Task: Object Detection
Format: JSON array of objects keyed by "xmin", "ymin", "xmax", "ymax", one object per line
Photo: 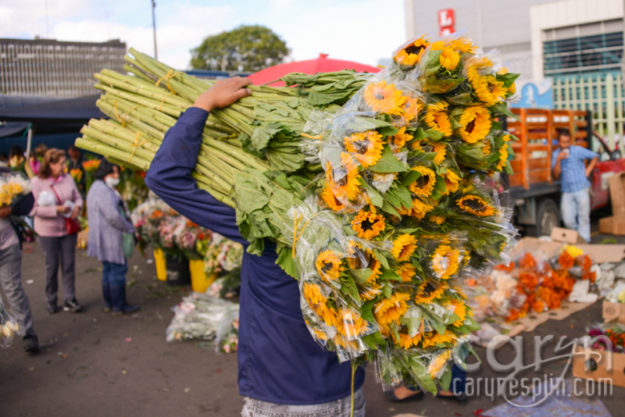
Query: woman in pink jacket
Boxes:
[{"xmin": 30, "ymin": 149, "xmax": 84, "ymax": 313}]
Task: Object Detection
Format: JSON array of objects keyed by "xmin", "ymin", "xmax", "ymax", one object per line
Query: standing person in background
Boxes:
[
  {"xmin": 86, "ymin": 159, "xmax": 139, "ymax": 315},
  {"xmin": 552, "ymin": 128, "xmax": 598, "ymax": 242},
  {"xmin": 30, "ymin": 149, "xmax": 84, "ymax": 313},
  {"xmin": 28, "ymin": 144, "xmax": 48, "ymax": 176},
  {"xmin": 0, "ymin": 166, "xmax": 40, "ymax": 354},
  {"xmin": 0, "ymin": 152, "xmax": 8, "ymax": 168},
  {"xmin": 67, "ymin": 146, "xmax": 86, "ymax": 195}
]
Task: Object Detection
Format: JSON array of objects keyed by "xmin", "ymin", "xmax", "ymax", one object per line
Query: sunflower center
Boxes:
[
  {"xmin": 352, "ymin": 138, "xmax": 371, "ymax": 154},
  {"xmin": 321, "ymin": 261, "xmax": 335, "ymax": 274},
  {"xmin": 400, "ymin": 245, "xmax": 413, "ymax": 259},
  {"xmin": 361, "ymin": 217, "xmax": 376, "ymax": 231},
  {"xmin": 415, "ymin": 175, "xmax": 430, "ymax": 188},
  {"xmin": 488, "ymin": 82, "xmax": 496, "ymax": 93},
  {"xmin": 422, "ymin": 282, "xmax": 436, "ymax": 296},
  {"xmin": 405, "ymin": 44, "xmax": 424, "ymax": 55},
  {"xmin": 464, "ymin": 198, "xmax": 487, "ymax": 212},
  {"xmin": 465, "ymin": 119, "xmax": 476, "ymax": 134},
  {"xmin": 374, "ymin": 92, "xmax": 387, "ymax": 100}
]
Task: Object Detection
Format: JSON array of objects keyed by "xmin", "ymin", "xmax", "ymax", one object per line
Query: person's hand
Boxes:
[
  {"xmin": 69, "ymin": 205, "xmax": 80, "ymax": 220},
  {"xmin": 193, "ymin": 77, "xmax": 252, "ymax": 112},
  {"xmin": 56, "ymin": 205, "xmax": 70, "ymax": 214},
  {"xmin": 557, "ymin": 149, "xmax": 569, "ymax": 161},
  {"xmin": 0, "ymin": 206, "xmax": 11, "ymax": 218}
]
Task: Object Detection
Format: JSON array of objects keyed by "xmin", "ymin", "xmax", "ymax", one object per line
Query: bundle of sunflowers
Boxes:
[{"xmin": 76, "ymin": 36, "xmax": 518, "ymax": 393}]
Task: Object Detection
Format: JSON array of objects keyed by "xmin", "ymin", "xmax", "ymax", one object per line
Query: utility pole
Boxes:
[{"xmin": 151, "ymin": 0, "xmax": 158, "ymax": 59}]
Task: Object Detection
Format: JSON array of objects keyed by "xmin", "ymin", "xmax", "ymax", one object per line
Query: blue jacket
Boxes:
[
  {"xmin": 145, "ymin": 107, "xmax": 364, "ymax": 404},
  {"xmin": 86, "ymin": 180, "xmax": 134, "ymax": 264}
]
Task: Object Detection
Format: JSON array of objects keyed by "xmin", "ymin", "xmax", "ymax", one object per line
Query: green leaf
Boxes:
[
  {"xmin": 351, "ymin": 268, "xmax": 373, "ymax": 285},
  {"xmin": 362, "ymin": 182, "xmax": 384, "ymax": 207},
  {"xmin": 276, "ymin": 244, "xmax": 298, "ymax": 278},
  {"xmin": 380, "ymin": 269, "xmax": 401, "ymax": 282},
  {"xmin": 369, "ymin": 146, "xmax": 408, "ymax": 173},
  {"xmin": 360, "ymin": 301, "xmax": 375, "ymax": 323},
  {"xmin": 439, "ymin": 367, "xmax": 452, "ymax": 392},
  {"xmin": 373, "ymin": 249, "xmax": 389, "ymax": 269},
  {"xmin": 381, "ymin": 200, "xmax": 400, "ymax": 217}
]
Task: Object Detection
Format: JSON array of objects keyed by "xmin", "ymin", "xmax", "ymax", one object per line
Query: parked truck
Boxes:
[{"xmin": 505, "ymin": 108, "xmax": 625, "ymax": 236}]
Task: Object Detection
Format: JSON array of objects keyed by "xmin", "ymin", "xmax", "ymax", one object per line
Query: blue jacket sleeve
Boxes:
[{"xmin": 145, "ymin": 107, "xmax": 246, "ymax": 245}]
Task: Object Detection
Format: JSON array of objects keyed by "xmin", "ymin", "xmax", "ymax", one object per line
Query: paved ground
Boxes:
[{"xmin": 1, "ymin": 222, "xmax": 624, "ymax": 417}]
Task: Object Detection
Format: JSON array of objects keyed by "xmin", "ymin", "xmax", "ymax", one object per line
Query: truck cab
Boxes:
[{"xmin": 505, "ymin": 108, "xmax": 625, "ymax": 236}]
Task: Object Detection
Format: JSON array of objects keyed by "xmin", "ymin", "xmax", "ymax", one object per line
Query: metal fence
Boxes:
[
  {"xmin": 552, "ymin": 70, "xmax": 625, "ymax": 151},
  {"xmin": 0, "ymin": 38, "xmax": 126, "ymax": 98}
]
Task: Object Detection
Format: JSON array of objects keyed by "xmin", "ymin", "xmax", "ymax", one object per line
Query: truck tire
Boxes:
[{"xmin": 528, "ymin": 198, "xmax": 560, "ymax": 237}]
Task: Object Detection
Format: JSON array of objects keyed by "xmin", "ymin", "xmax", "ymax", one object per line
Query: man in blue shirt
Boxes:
[
  {"xmin": 145, "ymin": 78, "xmax": 366, "ymax": 417},
  {"xmin": 551, "ymin": 128, "xmax": 598, "ymax": 242}
]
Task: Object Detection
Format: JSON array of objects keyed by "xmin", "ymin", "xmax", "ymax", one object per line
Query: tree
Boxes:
[{"xmin": 190, "ymin": 25, "xmax": 289, "ymax": 72}]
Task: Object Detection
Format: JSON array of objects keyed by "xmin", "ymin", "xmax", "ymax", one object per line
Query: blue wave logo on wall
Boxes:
[{"xmin": 511, "ymin": 80, "xmax": 554, "ymax": 109}]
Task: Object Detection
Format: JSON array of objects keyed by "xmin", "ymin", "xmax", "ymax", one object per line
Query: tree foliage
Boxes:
[{"xmin": 190, "ymin": 25, "xmax": 289, "ymax": 72}]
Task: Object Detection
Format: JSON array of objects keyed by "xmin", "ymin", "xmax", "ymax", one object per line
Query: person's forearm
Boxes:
[
  {"xmin": 586, "ymin": 157, "xmax": 598, "ymax": 177},
  {"xmin": 553, "ymin": 160, "xmax": 561, "ymax": 179}
]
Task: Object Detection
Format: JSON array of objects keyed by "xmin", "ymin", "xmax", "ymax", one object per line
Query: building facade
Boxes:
[{"xmin": 0, "ymin": 38, "xmax": 126, "ymax": 97}]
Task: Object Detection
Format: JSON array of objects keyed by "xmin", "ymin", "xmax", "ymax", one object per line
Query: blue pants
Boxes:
[
  {"xmin": 450, "ymin": 363, "xmax": 466, "ymax": 395},
  {"xmin": 561, "ymin": 188, "xmax": 591, "ymax": 242},
  {"xmin": 102, "ymin": 261, "xmax": 128, "ymax": 286}
]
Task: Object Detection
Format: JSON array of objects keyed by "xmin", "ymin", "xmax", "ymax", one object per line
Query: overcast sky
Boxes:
[{"xmin": 0, "ymin": 0, "xmax": 407, "ymax": 69}]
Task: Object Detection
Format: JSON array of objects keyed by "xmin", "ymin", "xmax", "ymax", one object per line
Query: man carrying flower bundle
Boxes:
[
  {"xmin": 552, "ymin": 128, "xmax": 598, "ymax": 242},
  {"xmin": 0, "ymin": 167, "xmax": 39, "ymax": 354},
  {"xmin": 145, "ymin": 78, "xmax": 366, "ymax": 417}
]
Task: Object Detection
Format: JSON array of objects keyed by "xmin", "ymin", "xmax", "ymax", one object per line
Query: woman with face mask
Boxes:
[{"xmin": 86, "ymin": 159, "xmax": 139, "ymax": 315}]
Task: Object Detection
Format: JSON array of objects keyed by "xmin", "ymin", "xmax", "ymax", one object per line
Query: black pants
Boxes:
[{"xmin": 38, "ymin": 234, "xmax": 77, "ymax": 305}]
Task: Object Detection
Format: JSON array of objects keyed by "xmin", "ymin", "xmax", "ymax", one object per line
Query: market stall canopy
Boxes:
[
  {"xmin": 248, "ymin": 53, "xmax": 381, "ymax": 86},
  {"xmin": 0, "ymin": 121, "xmax": 30, "ymax": 138},
  {"xmin": 0, "ymin": 94, "xmax": 103, "ymax": 134}
]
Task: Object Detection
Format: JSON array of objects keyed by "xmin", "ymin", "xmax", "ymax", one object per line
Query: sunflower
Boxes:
[
  {"xmin": 393, "ymin": 36, "xmax": 429, "ymax": 67},
  {"xmin": 473, "ymin": 75, "xmax": 507, "ymax": 106},
  {"xmin": 363, "ymin": 80, "xmax": 405, "ymax": 115},
  {"xmin": 332, "ymin": 334, "xmax": 360, "ymax": 350},
  {"xmin": 482, "ymin": 139, "xmax": 492, "ymax": 155},
  {"xmin": 320, "ymin": 185, "xmax": 347, "ymax": 212},
  {"xmin": 421, "ymin": 330, "xmax": 456, "ymax": 348},
  {"xmin": 400, "ymin": 97, "xmax": 423, "ymax": 124},
  {"xmin": 429, "ymin": 215, "xmax": 446, "ymax": 225},
  {"xmin": 431, "ymin": 244, "xmax": 461, "ymax": 280},
  {"xmin": 347, "ymin": 242, "xmax": 382, "ymax": 283},
  {"xmin": 444, "ymin": 170, "xmax": 461, "ymax": 194},
  {"xmin": 414, "ymin": 280, "xmax": 448, "ymax": 304},
  {"xmin": 458, "ymin": 106, "xmax": 491, "ymax": 144},
  {"xmin": 497, "ymin": 141, "xmax": 510, "ymax": 171},
  {"xmin": 397, "ymin": 263, "xmax": 417, "ymax": 282},
  {"xmin": 428, "ymin": 40, "xmax": 445, "ymax": 51},
  {"xmin": 432, "ymin": 143, "xmax": 447, "ymax": 165},
  {"xmin": 449, "ymin": 37, "xmax": 475, "ymax": 53},
  {"xmin": 390, "ymin": 126, "xmax": 412, "ymax": 151},
  {"xmin": 360, "ymin": 283, "xmax": 382, "ymax": 301},
  {"xmin": 344, "ymin": 131, "xmax": 385, "ymax": 168},
  {"xmin": 351, "ymin": 209, "xmax": 386, "ymax": 240},
  {"xmin": 310, "ymin": 327, "xmax": 329, "ymax": 341},
  {"xmin": 440, "ymin": 46, "xmax": 461, "ymax": 71},
  {"xmin": 302, "ymin": 283, "xmax": 336, "ymax": 327},
  {"xmin": 374, "ymin": 292, "xmax": 410, "ymax": 327},
  {"xmin": 325, "ymin": 152, "xmax": 361, "ymax": 201},
  {"xmin": 315, "ymin": 250, "xmax": 343, "ymax": 282},
  {"xmin": 392, "ymin": 234, "xmax": 418, "ymax": 261},
  {"xmin": 445, "ymin": 299, "xmax": 468, "ymax": 327},
  {"xmin": 398, "ymin": 198, "xmax": 434, "ymax": 220},
  {"xmin": 428, "ymin": 350, "xmax": 452, "ymax": 378},
  {"xmin": 335, "ymin": 308, "xmax": 368, "ymax": 338},
  {"xmin": 457, "ymin": 195, "xmax": 495, "ymax": 217},
  {"xmin": 409, "ymin": 166, "xmax": 436, "ymax": 197},
  {"xmin": 425, "ymin": 102, "xmax": 452, "ymax": 137},
  {"xmin": 393, "ymin": 331, "xmax": 423, "ymax": 349},
  {"xmin": 466, "ymin": 56, "xmax": 494, "ymax": 84}
]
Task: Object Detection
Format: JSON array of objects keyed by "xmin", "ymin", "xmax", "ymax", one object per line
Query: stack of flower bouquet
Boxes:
[{"xmin": 76, "ymin": 36, "xmax": 518, "ymax": 393}]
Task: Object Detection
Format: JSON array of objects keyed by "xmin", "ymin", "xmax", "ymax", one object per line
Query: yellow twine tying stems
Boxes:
[
  {"xmin": 301, "ymin": 133, "xmax": 323, "ymax": 140},
  {"xmin": 155, "ymin": 69, "xmax": 180, "ymax": 94},
  {"xmin": 291, "ymin": 211, "xmax": 318, "ymax": 258},
  {"xmin": 113, "ymin": 101, "xmax": 125, "ymax": 127},
  {"xmin": 158, "ymin": 93, "xmax": 173, "ymax": 111},
  {"xmin": 130, "ymin": 131, "xmax": 148, "ymax": 162}
]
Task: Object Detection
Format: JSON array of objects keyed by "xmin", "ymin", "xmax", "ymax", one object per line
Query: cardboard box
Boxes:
[
  {"xmin": 576, "ymin": 244, "xmax": 625, "ymax": 263},
  {"xmin": 573, "ymin": 346, "xmax": 625, "ymax": 388},
  {"xmin": 550, "ymin": 227, "xmax": 586, "ymax": 244},
  {"xmin": 603, "ymin": 301, "xmax": 625, "ymax": 324},
  {"xmin": 599, "ymin": 216, "xmax": 625, "ymax": 236},
  {"xmin": 608, "ymin": 172, "xmax": 625, "ymax": 215}
]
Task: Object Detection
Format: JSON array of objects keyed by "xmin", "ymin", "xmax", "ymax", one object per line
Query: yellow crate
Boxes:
[
  {"xmin": 153, "ymin": 248, "xmax": 167, "ymax": 281},
  {"xmin": 189, "ymin": 259, "xmax": 216, "ymax": 293}
]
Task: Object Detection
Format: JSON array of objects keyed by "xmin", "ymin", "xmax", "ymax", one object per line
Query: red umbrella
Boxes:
[{"xmin": 248, "ymin": 53, "xmax": 381, "ymax": 86}]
